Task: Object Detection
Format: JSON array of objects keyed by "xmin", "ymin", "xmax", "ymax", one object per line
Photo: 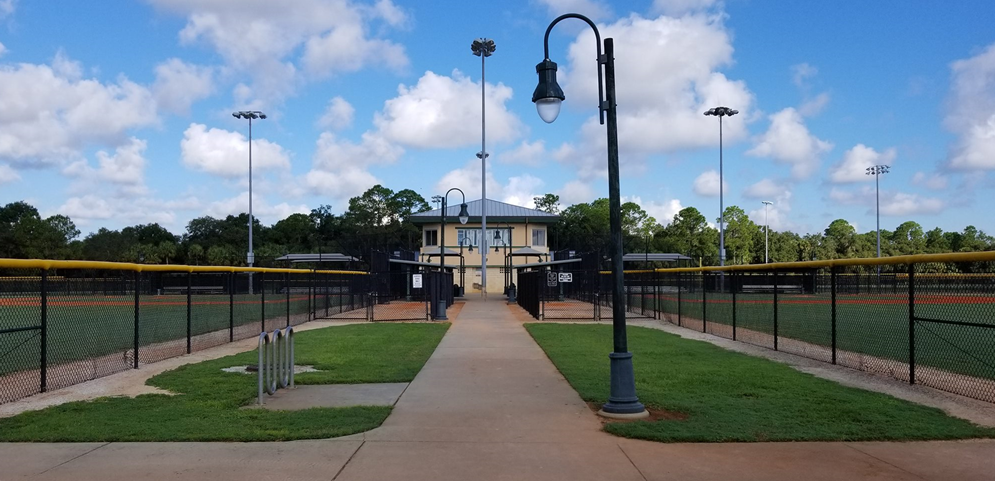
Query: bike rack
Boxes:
[{"xmin": 257, "ymin": 326, "xmax": 295, "ymax": 405}]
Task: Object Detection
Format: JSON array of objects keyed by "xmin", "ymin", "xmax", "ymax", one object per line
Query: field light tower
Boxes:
[
  {"xmin": 233, "ymin": 110, "xmax": 266, "ymax": 294},
  {"xmin": 866, "ymin": 164, "xmax": 890, "ymax": 282},
  {"xmin": 704, "ymin": 106, "xmax": 738, "ymax": 268},
  {"xmin": 762, "ymin": 200, "xmax": 773, "ymax": 263},
  {"xmin": 532, "ymin": 13, "xmax": 646, "ymax": 418},
  {"xmin": 472, "ymin": 38, "xmax": 495, "ymax": 298}
]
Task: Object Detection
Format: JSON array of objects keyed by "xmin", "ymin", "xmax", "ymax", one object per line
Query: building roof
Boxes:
[{"xmin": 409, "ymin": 199, "xmax": 559, "ymax": 224}]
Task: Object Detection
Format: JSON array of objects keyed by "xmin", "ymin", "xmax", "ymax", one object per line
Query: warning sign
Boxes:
[
  {"xmin": 558, "ymin": 272, "xmax": 573, "ymax": 283},
  {"xmin": 547, "ymin": 272, "xmax": 558, "ymax": 287},
  {"xmin": 412, "ymin": 274, "xmax": 423, "ymax": 289}
]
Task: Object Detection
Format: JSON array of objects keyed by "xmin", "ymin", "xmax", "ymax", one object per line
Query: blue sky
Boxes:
[{"xmin": 1, "ymin": 0, "xmax": 994, "ymax": 238}]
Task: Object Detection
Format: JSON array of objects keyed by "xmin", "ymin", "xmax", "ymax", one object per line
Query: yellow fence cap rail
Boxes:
[
  {"xmin": 0, "ymin": 258, "xmax": 368, "ymax": 275},
  {"xmin": 653, "ymin": 250, "xmax": 995, "ymax": 274}
]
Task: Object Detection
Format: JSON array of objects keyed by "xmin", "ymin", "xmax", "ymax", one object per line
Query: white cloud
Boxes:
[
  {"xmin": 828, "ymin": 186, "xmax": 944, "ymax": 216},
  {"xmin": 626, "ymin": 195, "xmax": 684, "ymax": 225},
  {"xmin": 0, "ymin": 42, "xmax": 7, "ymax": 58},
  {"xmin": 791, "ymin": 62, "xmax": 817, "ymax": 88},
  {"xmin": 373, "ymin": 70, "xmax": 523, "ymax": 149},
  {"xmin": 180, "ymin": 123, "xmax": 290, "ymax": 178},
  {"xmin": 651, "ymin": 0, "xmax": 718, "ymax": 16},
  {"xmin": 433, "ymin": 159, "xmax": 501, "ymax": 201},
  {"xmin": 0, "ymin": 0, "xmax": 15, "ymax": 18},
  {"xmin": 57, "ymin": 195, "xmax": 178, "ymax": 227},
  {"xmin": 911, "ymin": 171, "xmax": 949, "ymax": 190},
  {"xmin": 692, "ymin": 169, "xmax": 726, "ymax": 197},
  {"xmin": 0, "ymin": 54, "xmax": 157, "ymax": 165},
  {"xmin": 317, "ymin": 96, "xmax": 355, "ymax": 130},
  {"xmin": 944, "ymin": 43, "xmax": 995, "ymax": 170},
  {"xmin": 501, "ymin": 174, "xmax": 545, "ymax": 208},
  {"xmin": 746, "ymin": 108, "xmax": 832, "ymax": 179},
  {"xmin": 151, "ymin": 0, "xmax": 410, "ymax": 104},
  {"xmin": 206, "ymin": 192, "xmax": 309, "ymax": 224},
  {"xmin": 304, "ymin": 131, "xmax": 400, "ymax": 200},
  {"xmin": 557, "ymin": 179, "xmax": 595, "ymax": 205},
  {"xmin": 742, "ymin": 178, "xmax": 782, "ymax": 199},
  {"xmin": 0, "ymin": 164, "xmax": 20, "ymax": 184},
  {"xmin": 798, "ymin": 92, "xmax": 830, "ymax": 117},
  {"xmin": 747, "ymin": 190, "xmax": 796, "ymax": 232},
  {"xmin": 828, "ymin": 144, "xmax": 896, "ymax": 183},
  {"xmin": 63, "ymin": 137, "xmax": 148, "ymax": 196},
  {"xmin": 501, "ymin": 140, "xmax": 546, "ymax": 166},
  {"xmin": 152, "ymin": 58, "xmax": 214, "ymax": 115},
  {"xmin": 536, "ymin": 0, "xmax": 612, "ymax": 21}
]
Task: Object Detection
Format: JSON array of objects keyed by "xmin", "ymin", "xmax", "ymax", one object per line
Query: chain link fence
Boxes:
[{"xmin": 0, "ymin": 260, "xmax": 367, "ymax": 404}]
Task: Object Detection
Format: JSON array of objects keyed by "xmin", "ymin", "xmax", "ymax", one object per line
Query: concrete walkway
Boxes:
[{"xmin": 3, "ymin": 298, "xmax": 995, "ymax": 480}]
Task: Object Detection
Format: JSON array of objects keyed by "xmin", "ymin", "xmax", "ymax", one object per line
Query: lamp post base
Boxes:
[{"xmin": 600, "ymin": 352, "xmax": 648, "ymax": 418}]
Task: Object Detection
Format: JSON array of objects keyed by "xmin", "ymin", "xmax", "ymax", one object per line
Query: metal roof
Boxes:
[
  {"xmin": 420, "ymin": 247, "xmax": 461, "ymax": 256},
  {"xmin": 508, "ymin": 247, "xmax": 547, "ymax": 257},
  {"xmin": 389, "ymin": 258, "xmax": 454, "ymax": 270},
  {"xmin": 410, "ymin": 199, "xmax": 559, "ymax": 223},
  {"xmin": 514, "ymin": 258, "xmax": 582, "ymax": 269}
]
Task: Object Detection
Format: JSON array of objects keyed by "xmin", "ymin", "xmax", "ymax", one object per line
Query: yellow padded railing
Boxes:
[
  {"xmin": 0, "ymin": 258, "xmax": 367, "ymax": 275},
  {"xmin": 652, "ymin": 251, "xmax": 995, "ymax": 274}
]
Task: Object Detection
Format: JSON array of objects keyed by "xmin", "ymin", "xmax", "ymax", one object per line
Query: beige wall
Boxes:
[{"xmin": 419, "ymin": 222, "xmax": 549, "ymax": 294}]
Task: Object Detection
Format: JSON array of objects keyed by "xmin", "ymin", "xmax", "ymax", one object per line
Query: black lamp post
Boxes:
[
  {"xmin": 436, "ymin": 188, "xmax": 469, "ymax": 320},
  {"xmin": 493, "ymin": 221, "xmax": 512, "ymax": 293},
  {"xmin": 532, "ymin": 13, "xmax": 646, "ymax": 418},
  {"xmin": 459, "ymin": 236, "xmax": 474, "ymax": 294}
]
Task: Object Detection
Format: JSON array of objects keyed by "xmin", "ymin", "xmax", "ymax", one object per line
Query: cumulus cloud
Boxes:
[
  {"xmin": 304, "ymin": 131, "xmax": 400, "ymax": 200},
  {"xmin": 692, "ymin": 169, "xmax": 726, "ymax": 197},
  {"xmin": 747, "ymin": 189, "xmax": 796, "ymax": 232},
  {"xmin": 150, "ymin": 0, "xmax": 409, "ymax": 103},
  {"xmin": 651, "ymin": 0, "xmax": 718, "ymax": 16},
  {"xmin": 746, "ymin": 108, "xmax": 832, "ymax": 179},
  {"xmin": 828, "ymin": 144, "xmax": 896, "ymax": 183},
  {"xmin": 501, "ymin": 174, "xmax": 545, "ymax": 208},
  {"xmin": 944, "ymin": 43, "xmax": 995, "ymax": 170},
  {"xmin": 206, "ymin": 191, "xmax": 309, "ymax": 223},
  {"xmin": 557, "ymin": 179, "xmax": 595, "ymax": 205},
  {"xmin": 742, "ymin": 178, "xmax": 783, "ymax": 199},
  {"xmin": 0, "ymin": 53, "xmax": 157, "ymax": 165},
  {"xmin": 500, "ymin": 140, "xmax": 547, "ymax": 166},
  {"xmin": 536, "ymin": 0, "xmax": 612, "ymax": 20},
  {"xmin": 152, "ymin": 58, "xmax": 214, "ymax": 115},
  {"xmin": 374, "ymin": 70, "xmax": 523, "ymax": 149},
  {"xmin": 791, "ymin": 63, "xmax": 817, "ymax": 88},
  {"xmin": 0, "ymin": 0, "xmax": 14, "ymax": 18},
  {"xmin": 316, "ymin": 96, "xmax": 355, "ymax": 130},
  {"xmin": 57, "ymin": 195, "xmax": 179, "ymax": 227},
  {"xmin": 626, "ymin": 195, "xmax": 684, "ymax": 225},
  {"xmin": 798, "ymin": 92, "xmax": 830, "ymax": 117},
  {"xmin": 181, "ymin": 123, "xmax": 290, "ymax": 178},
  {"xmin": 63, "ymin": 137, "xmax": 148, "ymax": 196},
  {"xmin": 433, "ymin": 158, "xmax": 501, "ymax": 201},
  {"xmin": 0, "ymin": 164, "xmax": 19, "ymax": 184},
  {"xmin": 828, "ymin": 186, "xmax": 944, "ymax": 216},
  {"xmin": 911, "ymin": 171, "xmax": 949, "ymax": 190}
]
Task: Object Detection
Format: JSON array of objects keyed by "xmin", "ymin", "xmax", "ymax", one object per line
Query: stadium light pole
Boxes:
[
  {"xmin": 704, "ymin": 106, "xmax": 738, "ymax": 269},
  {"xmin": 866, "ymin": 165, "xmax": 890, "ymax": 283},
  {"xmin": 532, "ymin": 13, "xmax": 647, "ymax": 418},
  {"xmin": 762, "ymin": 200, "xmax": 773, "ymax": 263},
  {"xmin": 435, "ymin": 189, "xmax": 469, "ymax": 320},
  {"xmin": 472, "ymin": 38, "xmax": 495, "ymax": 298},
  {"xmin": 233, "ymin": 110, "xmax": 266, "ymax": 295}
]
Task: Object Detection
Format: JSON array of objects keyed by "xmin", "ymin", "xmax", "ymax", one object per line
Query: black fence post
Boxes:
[
  {"xmin": 831, "ymin": 267, "xmax": 837, "ymax": 365},
  {"xmin": 260, "ymin": 272, "xmax": 266, "ymax": 333},
  {"xmin": 186, "ymin": 271, "xmax": 192, "ymax": 354},
  {"xmin": 324, "ymin": 273, "xmax": 330, "ymax": 317},
  {"xmin": 40, "ymin": 269, "xmax": 48, "ymax": 391},
  {"xmin": 732, "ymin": 270, "xmax": 737, "ymax": 341},
  {"xmin": 908, "ymin": 263, "xmax": 916, "ymax": 385},
  {"xmin": 653, "ymin": 270, "xmax": 660, "ymax": 320},
  {"xmin": 228, "ymin": 271, "xmax": 234, "ymax": 342},
  {"xmin": 133, "ymin": 270, "xmax": 139, "ymax": 369},
  {"xmin": 285, "ymin": 272, "xmax": 291, "ymax": 327},
  {"xmin": 702, "ymin": 273, "xmax": 707, "ymax": 333},
  {"xmin": 677, "ymin": 272, "xmax": 682, "ymax": 327},
  {"xmin": 773, "ymin": 269, "xmax": 779, "ymax": 351}
]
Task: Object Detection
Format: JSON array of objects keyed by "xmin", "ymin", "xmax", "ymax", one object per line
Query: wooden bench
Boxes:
[{"xmin": 740, "ymin": 285, "xmax": 803, "ymax": 294}]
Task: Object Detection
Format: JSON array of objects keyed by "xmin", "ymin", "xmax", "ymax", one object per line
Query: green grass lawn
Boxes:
[
  {"xmin": 0, "ymin": 322, "xmax": 448, "ymax": 442},
  {"xmin": 526, "ymin": 323, "xmax": 995, "ymax": 443}
]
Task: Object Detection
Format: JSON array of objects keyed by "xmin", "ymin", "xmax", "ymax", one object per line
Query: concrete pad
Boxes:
[
  {"xmin": 335, "ymin": 441, "xmax": 646, "ymax": 481},
  {"xmin": 617, "ymin": 439, "xmax": 920, "ymax": 481},
  {"xmin": 846, "ymin": 440, "xmax": 995, "ymax": 481},
  {"xmin": 249, "ymin": 383, "xmax": 408, "ymax": 410},
  {"xmin": 33, "ymin": 440, "xmax": 362, "ymax": 481},
  {"xmin": 0, "ymin": 443, "xmax": 107, "ymax": 479}
]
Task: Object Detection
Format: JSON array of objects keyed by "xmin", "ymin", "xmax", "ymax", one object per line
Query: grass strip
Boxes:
[
  {"xmin": 526, "ymin": 323, "xmax": 995, "ymax": 442},
  {"xmin": 0, "ymin": 323, "xmax": 448, "ymax": 442}
]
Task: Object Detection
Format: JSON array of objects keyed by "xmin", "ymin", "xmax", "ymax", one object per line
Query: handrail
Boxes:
[{"xmin": 0, "ymin": 258, "xmax": 367, "ymax": 275}]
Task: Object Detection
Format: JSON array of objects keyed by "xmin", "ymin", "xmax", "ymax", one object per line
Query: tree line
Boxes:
[{"xmin": 1, "ymin": 189, "xmax": 992, "ymax": 268}]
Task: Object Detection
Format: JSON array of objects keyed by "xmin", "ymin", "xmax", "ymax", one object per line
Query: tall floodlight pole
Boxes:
[
  {"xmin": 232, "ymin": 110, "xmax": 267, "ymax": 294},
  {"xmin": 532, "ymin": 13, "xmax": 647, "ymax": 418},
  {"xmin": 472, "ymin": 38, "xmax": 495, "ymax": 298},
  {"xmin": 866, "ymin": 165, "xmax": 890, "ymax": 283},
  {"xmin": 704, "ymin": 107, "xmax": 738, "ymax": 269},
  {"xmin": 436, "ymin": 189, "xmax": 469, "ymax": 320},
  {"xmin": 762, "ymin": 201, "xmax": 773, "ymax": 263}
]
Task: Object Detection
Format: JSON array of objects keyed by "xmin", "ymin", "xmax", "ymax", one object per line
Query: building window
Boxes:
[
  {"xmin": 425, "ymin": 229, "xmax": 438, "ymax": 246},
  {"xmin": 532, "ymin": 229, "xmax": 546, "ymax": 247},
  {"xmin": 457, "ymin": 228, "xmax": 511, "ymax": 247}
]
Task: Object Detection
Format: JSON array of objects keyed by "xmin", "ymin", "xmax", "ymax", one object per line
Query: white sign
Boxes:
[
  {"xmin": 558, "ymin": 272, "xmax": 573, "ymax": 283},
  {"xmin": 412, "ymin": 274, "xmax": 423, "ymax": 289},
  {"xmin": 547, "ymin": 272, "xmax": 558, "ymax": 287}
]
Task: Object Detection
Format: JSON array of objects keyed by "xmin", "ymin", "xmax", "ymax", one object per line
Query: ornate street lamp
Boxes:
[
  {"xmin": 532, "ymin": 13, "xmax": 646, "ymax": 418},
  {"xmin": 436, "ymin": 188, "xmax": 469, "ymax": 320}
]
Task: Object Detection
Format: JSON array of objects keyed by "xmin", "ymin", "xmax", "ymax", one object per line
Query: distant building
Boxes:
[{"xmin": 410, "ymin": 199, "xmax": 559, "ymax": 294}]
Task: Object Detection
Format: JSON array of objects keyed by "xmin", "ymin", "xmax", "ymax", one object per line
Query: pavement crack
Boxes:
[
  {"xmin": 331, "ymin": 440, "xmax": 365, "ymax": 481},
  {"xmin": 37, "ymin": 442, "xmax": 111, "ymax": 475},
  {"xmin": 843, "ymin": 443, "xmax": 928, "ymax": 480},
  {"xmin": 616, "ymin": 443, "xmax": 649, "ymax": 481}
]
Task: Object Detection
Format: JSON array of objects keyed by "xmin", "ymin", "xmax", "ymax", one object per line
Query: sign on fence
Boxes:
[
  {"xmin": 412, "ymin": 274, "xmax": 423, "ymax": 288},
  {"xmin": 558, "ymin": 272, "xmax": 573, "ymax": 283},
  {"xmin": 547, "ymin": 272, "xmax": 558, "ymax": 287}
]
